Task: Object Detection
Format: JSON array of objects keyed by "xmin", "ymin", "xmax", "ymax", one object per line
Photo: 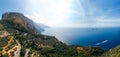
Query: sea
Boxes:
[{"xmin": 42, "ymin": 27, "xmax": 120, "ymax": 50}]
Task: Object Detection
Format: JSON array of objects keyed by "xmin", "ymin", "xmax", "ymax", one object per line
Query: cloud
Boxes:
[
  {"xmin": 97, "ymin": 19, "xmax": 120, "ymax": 23},
  {"xmin": 70, "ymin": 0, "xmax": 120, "ymax": 27},
  {"xmin": 24, "ymin": 0, "xmax": 120, "ymax": 27}
]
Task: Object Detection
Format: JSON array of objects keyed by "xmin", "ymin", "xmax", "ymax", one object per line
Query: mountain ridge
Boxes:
[{"xmin": 2, "ymin": 12, "xmax": 45, "ymax": 34}]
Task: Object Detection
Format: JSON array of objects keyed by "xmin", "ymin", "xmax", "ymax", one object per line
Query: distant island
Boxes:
[{"xmin": 0, "ymin": 12, "xmax": 120, "ymax": 57}]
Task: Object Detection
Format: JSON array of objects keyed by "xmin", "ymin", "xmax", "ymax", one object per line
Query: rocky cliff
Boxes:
[{"xmin": 2, "ymin": 12, "xmax": 44, "ymax": 34}]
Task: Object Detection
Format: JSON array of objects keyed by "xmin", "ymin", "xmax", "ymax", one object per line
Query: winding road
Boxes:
[{"xmin": 14, "ymin": 40, "xmax": 21, "ymax": 57}]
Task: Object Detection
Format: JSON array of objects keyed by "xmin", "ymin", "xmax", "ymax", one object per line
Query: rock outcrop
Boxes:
[{"xmin": 2, "ymin": 12, "xmax": 44, "ymax": 34}]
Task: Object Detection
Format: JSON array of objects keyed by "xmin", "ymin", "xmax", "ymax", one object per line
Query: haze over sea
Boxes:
[{"xmin": 43, "ymin": 27, "xmax": 120, "ymax": 50}]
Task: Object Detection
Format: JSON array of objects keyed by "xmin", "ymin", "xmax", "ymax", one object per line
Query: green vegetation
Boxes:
[
  {"xmin": 101, "ymin": 45, "xmax": 120, "ymax": 57},
  {"xmin": 0, "ymin": 12, "xmax": 120, "ymax": 57}
]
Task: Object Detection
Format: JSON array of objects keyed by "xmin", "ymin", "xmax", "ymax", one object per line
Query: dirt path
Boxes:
[
  {"xmin": 14, "ymin": 40, "xmax": 21, "ymax": 57},
  {"xmin": 24, "ymin": 48, "xmax": 30, "ymax": 57}
]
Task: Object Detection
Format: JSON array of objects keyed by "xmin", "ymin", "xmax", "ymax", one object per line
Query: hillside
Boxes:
[
  {"xmin": 0, "ymin": 12, "xmax": 120, "ymax": 57},
  {"xmin": 101, "ymin": 45, "xmax": 120, "ymax": 57},
  {"xmin": 2, "ymin": 12, "xmax": 44, "ymax": 34}
]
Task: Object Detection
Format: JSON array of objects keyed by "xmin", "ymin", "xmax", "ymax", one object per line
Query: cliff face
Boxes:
[
  {"xmin": 2, "ymin": 12, "xmax": 44, "ymax": 34},
  {"xmin": 0, "ymin": 12, "xmax": 119, "ymax": 57}
]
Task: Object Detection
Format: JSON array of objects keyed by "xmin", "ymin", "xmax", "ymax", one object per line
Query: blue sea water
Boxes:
[{"xmin": 42, "ymin": 27, "xmax": 120, "ymax": 50}]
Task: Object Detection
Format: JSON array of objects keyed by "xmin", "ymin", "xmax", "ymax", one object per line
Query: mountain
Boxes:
[
  {"xmin": 38, "ymin": 23, "xmax": 50, "ymax": 29},
  {"xmin": 2, "ymin": 12, "xmax": 44, "ymax": 34},
  {"xmin": 0, "ymin": 12, "xmax": 66, "ymax": 57},
  {"xmin": 36, "ymin": 23, "xmax": 50, "ymax": 31},
  {"xmin": 0, "ymin": 12, "xmax": 119, "ymax": 57}
]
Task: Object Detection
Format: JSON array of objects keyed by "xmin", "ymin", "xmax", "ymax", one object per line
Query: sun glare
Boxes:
[{"xmin": 25, "ymin": 0, "xmax": 73, "ymax": 27}]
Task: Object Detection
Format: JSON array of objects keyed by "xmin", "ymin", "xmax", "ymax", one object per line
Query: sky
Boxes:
[{"xmin": 0, "ymin": 0, "xmax": 120, "ymax": 27}]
